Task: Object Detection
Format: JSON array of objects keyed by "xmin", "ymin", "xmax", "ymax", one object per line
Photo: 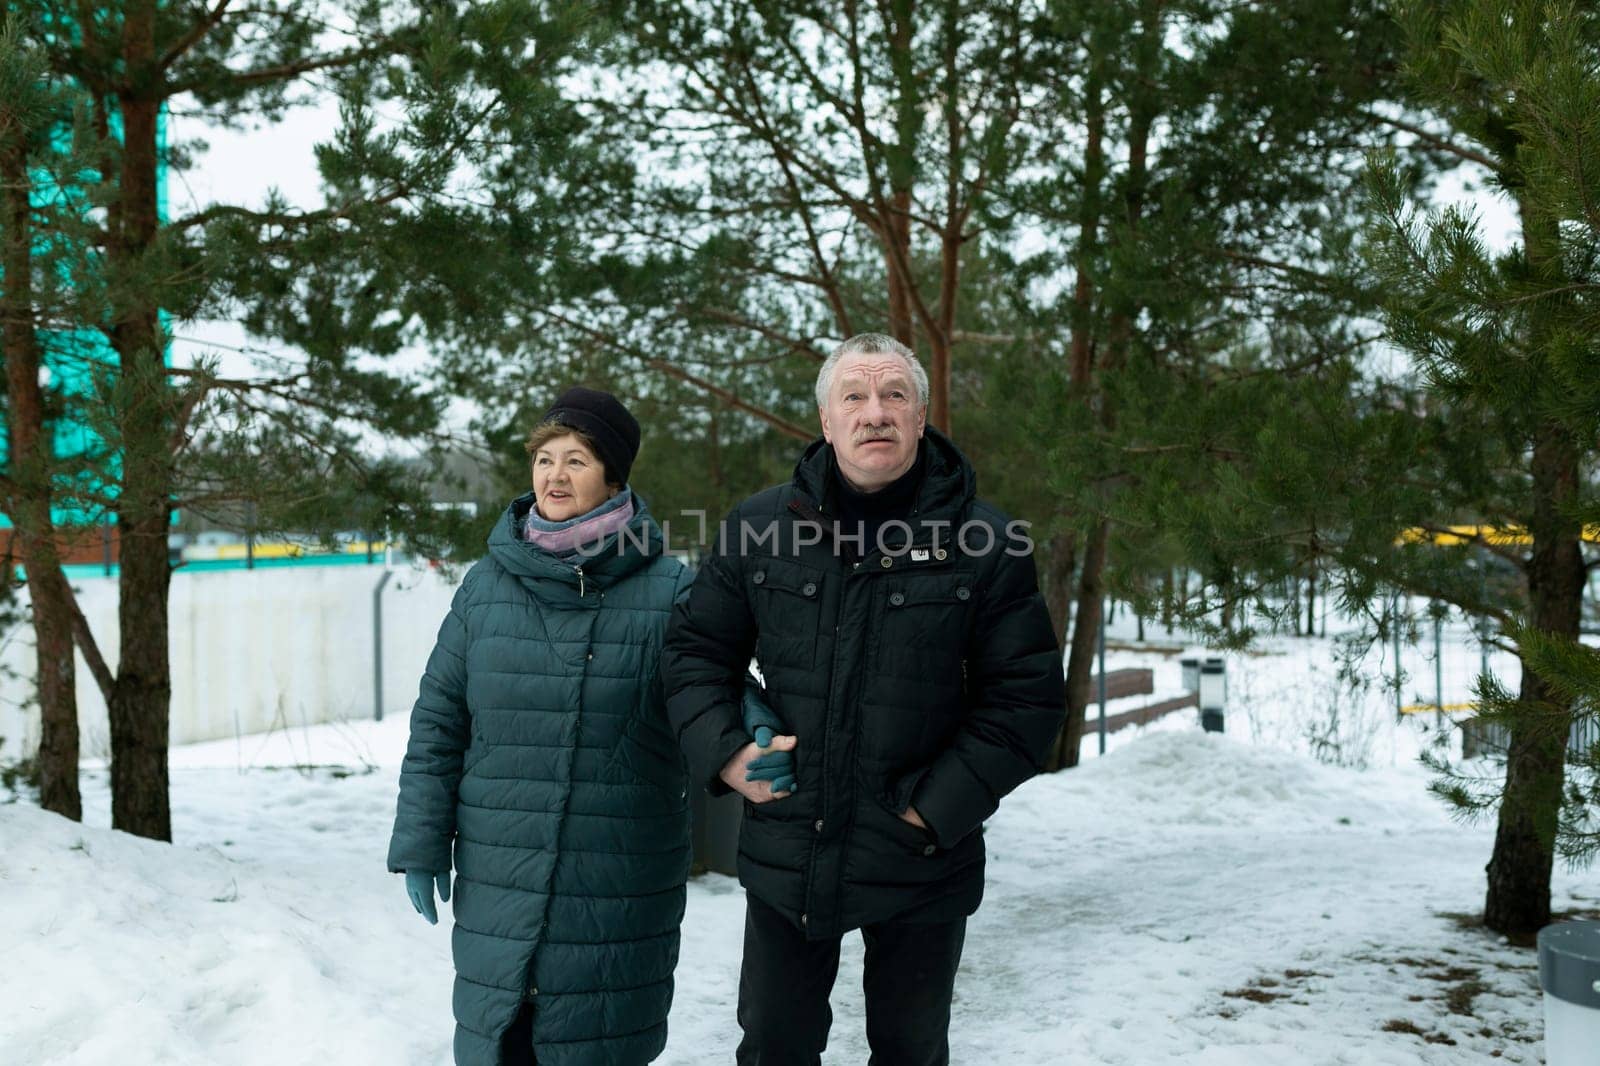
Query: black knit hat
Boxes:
[{"xmin": 539, "ymin": 386, "xmax": 641, "ymax": 487}]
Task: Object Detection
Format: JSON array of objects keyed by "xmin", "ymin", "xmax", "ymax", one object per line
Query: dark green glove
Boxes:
[
  {"xmin": 742, "ymin": 679, "xmax": 796, "ymax": 794},
  {"xmin": 405, "ymin": 869, "xmax": 451, "ymax": 925}
]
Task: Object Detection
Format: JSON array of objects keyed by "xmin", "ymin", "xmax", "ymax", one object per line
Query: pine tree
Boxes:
[
  {"xmin": 0, "ymin": 16, "xmax": 105, "ymax": 821},
  {"xmin": 4, "ymin": 1, "xmax": 597, "ymax": 840},
  {"xmin": 1135, "ymin": 0, "xmax": 1599, "ymax": 936},
  {"xmin": 1362, "ymin": 0, "xmax": 1600, "ymax": 935},
  {"xmin": 983, "ymin": 0, "xmax": 1412, "ymax": 766}
]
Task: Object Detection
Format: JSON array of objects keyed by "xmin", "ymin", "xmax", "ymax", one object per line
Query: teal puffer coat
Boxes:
[{"xmin": 387, "ymin": 492, "xmax": 693, "ymax": 1066}]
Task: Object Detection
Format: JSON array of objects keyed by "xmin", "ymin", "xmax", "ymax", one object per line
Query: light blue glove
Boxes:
[
  {"xmin": 742, "ymin": 680, "xmax": 796, "ymax": 795},
  {"xmin": 405, "ymin": 869, "xmax": 451, "ymax": 925}
]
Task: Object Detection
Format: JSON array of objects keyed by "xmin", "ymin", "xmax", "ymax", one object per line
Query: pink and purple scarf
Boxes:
[{"xmin": 522, "ymin": 488, "xmax": 636, "ymax": 559}]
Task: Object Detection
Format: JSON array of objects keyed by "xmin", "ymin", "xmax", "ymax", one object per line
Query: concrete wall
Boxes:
[{"xmin": 0, "ymin": 563, "xmax": 461, "ymax": 762}]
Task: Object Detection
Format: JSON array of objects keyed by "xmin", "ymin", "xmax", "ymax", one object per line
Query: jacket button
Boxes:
[
  {"xmin": 802, "ymin": 582, "xmax": 817, "ymax": 596},
  {"xmin": 586, "ymin": 652, "xmax": 593, "ymax": 660},
  {"xmin": 922, "ymin": 844, "xmax": 936, "ymax": 856},
  {"xmin": 888, "ymin": 592, "xmax": 905, "ymax": 607},
  {"xmin": 814, "ymin": 819, "xmax": 824, "ymax": 832},
  {"xmin": 934, "ymin": 548, "xmax": 948, "ymax": 561},
  {"xmin": 956, "ymin": 586, "xmax": 970, "ymax": 601},
  {"xmin": 879, "ymin": 557, "xmax": 892, "ymax": 569},
  {"xmin": 800, "ymin": 913, "xmax": 808, "ymax": 927},
  {"xmin": 529, "ymin": 987, "xmax": 538, "ymax": 997},
  {"xmin": 753, "ymin": 571, "xmax": 766, "ymax": 585}
]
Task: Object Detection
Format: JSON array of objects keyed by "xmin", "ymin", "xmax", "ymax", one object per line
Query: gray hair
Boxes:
[{"xmin": 814, "ymin": 333, "xmax": 930, "ymax": 410}]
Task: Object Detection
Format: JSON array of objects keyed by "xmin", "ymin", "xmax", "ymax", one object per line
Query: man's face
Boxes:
[{"xmin": 819, "ymin": 352, "xmax": 926, "ymax": 492}]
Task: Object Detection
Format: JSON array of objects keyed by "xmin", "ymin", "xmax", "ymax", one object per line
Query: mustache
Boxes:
[{"xmin": 852, "ymin": 429, "xmax": 898, "ymax": 444}]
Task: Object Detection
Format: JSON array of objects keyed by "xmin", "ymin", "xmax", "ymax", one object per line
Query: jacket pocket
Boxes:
[
  {"xmin": 859, "ymin": 770, "xmax": 940, "ymax": 854},
  {"xmin": 749, "ymin": 563, "xmax": 825, "ymax": 669},
  {"xmin": 876, "ymin": 572, "xmax": 976, "ymax": 659}
]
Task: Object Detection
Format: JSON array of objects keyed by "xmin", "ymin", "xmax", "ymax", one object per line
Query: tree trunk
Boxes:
[
  {"xmin": 1036, "ymin": 529, "xmax": 1078, "ymax": 647},
  {"xmin": 1481, "ymin": 191, "xmax": 1587, "ymax": 937},
  {"xmin": 1042, "ymin": 53, "xmax": 1105, "ymax": 776},
  {"xmin": 106, "ymin": 18, "xmax": 174, "ymax": 842},
  {"xmin": 925, "ymin": 0, "xmax": 963, "ymax": 437},
  {"xmin": 1160, "ymin": 569, "xmax": 1173, "ymax": 632},
  {"xmin": 25, "ymin": 565, "xmax": 83, "ymax": 820},
  {"xmin": 1, "ymin": 111, "xmax": 82, "ymax": 821},
  {"xmin": 883, "ymin": 0, "xmax": 917, "ymax": 357},
  {"xmin": 707, "ymin": 403, "xmax": 724, "ymax": 490},
  {"xmin": 1305, "ymin": 564, "xmax": 1317, "ymax": 637},
  {"xmin": 1049, "ymin": 0, "xmax": 1159, "ymax": 771},
  {"xmin": 884, "ymin": 189, "xmax": 915, "ymax": 351},
  {"xmin": 1038, "ymin": 531, "xmax": 1076, "ymax": 771},
  {"xmin": 926, "ymin": 292, "xmax": 951, "ymax": 433},
  {"xmin": 1483, "ymin": 422, "xmax": 1583, "ymax": 937},
  {"xmin": 1056, "ymin": 519, "xmax": 1109, "ymax": 770}
]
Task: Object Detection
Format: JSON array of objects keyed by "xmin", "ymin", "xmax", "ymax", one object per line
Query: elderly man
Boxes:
[{"xmin": 663, "ymin": 333, "xmax": 1065, "ymax": 1066}]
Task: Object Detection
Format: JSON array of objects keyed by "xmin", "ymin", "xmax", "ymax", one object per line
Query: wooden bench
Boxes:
[{"xmin": 1090, "ymin": 668, "xmax": 1155, "ymax": 702}]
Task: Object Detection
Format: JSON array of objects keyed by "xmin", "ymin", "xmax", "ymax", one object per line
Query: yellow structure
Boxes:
[
  {"xmin": 183, "ymin": 540, "xmax": 387, "ymax": 562},
  {"xmin": 1398, "ymin": 524, "xmax": 1600, "ymax": 547},
  {"xmin": 1399, "ymin": 702, "xmax": 1479, "ymax": 715}
]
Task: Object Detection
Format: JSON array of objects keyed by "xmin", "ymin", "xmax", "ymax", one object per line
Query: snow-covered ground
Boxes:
[{"xmin": 2, "ymin": 631, "xmax": 1594, "ymax": 1065}]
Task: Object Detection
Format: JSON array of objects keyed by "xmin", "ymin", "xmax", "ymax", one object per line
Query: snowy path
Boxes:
[
  {"xmin": 2, "ymin": 638, "xmax": 1594, "ymax": 1064},
  {"xmin": 942, "ymin": 736, "xmax": 1561, "ymax": 1065}
]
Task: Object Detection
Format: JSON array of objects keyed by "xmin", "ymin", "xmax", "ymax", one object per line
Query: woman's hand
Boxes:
[
  {"xmin": 719, "ymin": 734, "xmax": 799, "ymax": 803},
  {"xmin": 744, "ymin": 734, "xmax": 797, "ymax": 795},
  {"xmin": 405, "ymin": 869, "xmax": 452, "ymax": 925},
  {"xmin": 741, "ymin": 681, "xmax": 797, "ymax": 795}
]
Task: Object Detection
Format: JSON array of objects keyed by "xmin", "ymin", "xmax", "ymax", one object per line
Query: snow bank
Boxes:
[
  {"xmin": 1054, "ymin": 731, "xmax": 1455, "ymax": 833},
  {"xmin": 0, "ymin": 792, "xmax": 447, "ymax": 1066}
]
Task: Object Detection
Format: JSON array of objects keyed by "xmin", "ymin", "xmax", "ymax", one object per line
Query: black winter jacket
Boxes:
[{"xmin": 663, "ymin": 428, "xmax": 1065, "ymax": 939}]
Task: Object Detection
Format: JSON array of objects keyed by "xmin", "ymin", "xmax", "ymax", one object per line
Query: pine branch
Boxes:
[
  {"xmin": 172, "ymin": 84, "xmax": 502, "ymax": 234},
  {"xmin": 674, "ymin": 303, "xmax": 829, "ymax": 362},
  {"xmin": 156, "ymin": 0, "xmax": 233, "ymax": 73},
  {"xmin": 949, "ymin": 331, "xmax": 1017, "ymax": 345},
  {"xmin": 68, "ymin": 595, "xmax": 113, "ymax": 702},
  {"xmin": 1361, "ymin": 109, "xmax": 1502, "ymax": 171},
  {"xmin": 1212, "ymin": 247, "xmax": 1340, "ymax": 286},
  {"xmin": 534, "ymin": 307, "xmax": 815, "ymax": 441},
  {"xmin": 1412, "ymin": 520, "xmax": 1529, "ymax": 568},
  {"xmin": 168, "ymin": 40, "xmax": 403, "ymax": 97},
  {"xmin": 1120, "ymin": 442, "xmax": 1249, "ymax": 462},
  {"xmin": 611, "ymin": 216, "xmax": 835, "ymax": 292},
  {"xmin": 168, "ymin": 183, "xmax": 412, "ymax": 233}
]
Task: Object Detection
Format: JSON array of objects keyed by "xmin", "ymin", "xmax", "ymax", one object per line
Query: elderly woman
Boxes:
[{"xmin": 387, "ymin": 387, "xmax": 696, "ymax": 1066}]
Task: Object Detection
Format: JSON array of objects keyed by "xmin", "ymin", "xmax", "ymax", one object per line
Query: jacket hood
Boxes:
[
  {"xmin": 487, "ymin": 490, "xmax": 665, "ymax": 593},
  {"xmin": 791, "ymin": 424, "xmax": 975, "ymax": 526}
]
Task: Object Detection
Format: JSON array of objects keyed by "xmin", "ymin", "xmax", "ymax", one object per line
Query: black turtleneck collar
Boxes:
[
  {"xmin": 833, "ymin": 442, "xmax": 924, "ymax": 513},
  {"xmin": 827, "ymin": 441, "xmax": 926, "ymax": 559}
]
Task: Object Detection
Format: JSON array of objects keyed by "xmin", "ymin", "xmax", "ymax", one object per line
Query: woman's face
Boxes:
[{"xmin": 532, "ymin": 433, "xmax": 614, "ymax": 521}]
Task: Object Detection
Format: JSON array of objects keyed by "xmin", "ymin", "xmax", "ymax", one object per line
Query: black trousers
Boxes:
[
  {"xmin": 500, "ymin": 1002, "xmax": 537, "ymax": 1066},
  {"xmin": 735, "ymin": 892, "xmax": 967, "ymax": 1066}
]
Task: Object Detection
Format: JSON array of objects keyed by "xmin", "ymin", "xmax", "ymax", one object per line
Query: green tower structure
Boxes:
[{"xmin": 0, "ymin": 99, "xmax": 170, "ymax": 544}]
